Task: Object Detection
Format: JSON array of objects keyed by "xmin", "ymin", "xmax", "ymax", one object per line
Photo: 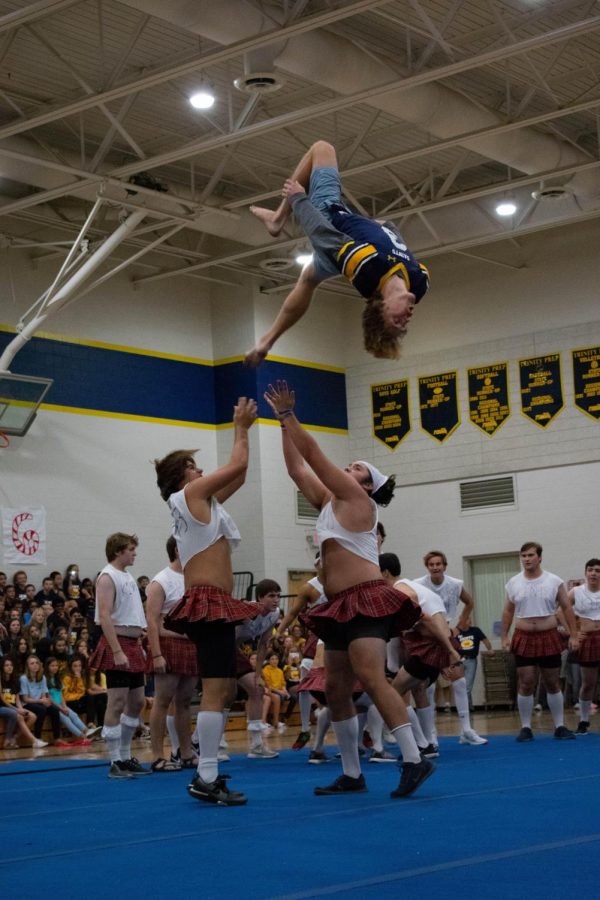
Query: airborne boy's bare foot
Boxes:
[{"xmin": 250, "ymin": 204, "xmax": 286, "ymax": 237}]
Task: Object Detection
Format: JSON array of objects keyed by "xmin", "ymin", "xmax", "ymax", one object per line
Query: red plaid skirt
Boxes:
[
  {"xmin": 297, "ymin": 665, "xmax": 363, "ymax": 696},
  {"xmin": 302, "ymin": 633, "xmax": 318, "ymax": 661},
  {"xmin": 89, "ymin": 635, "xmax": 146, "ymax": 673},
  {"xmin": 578, "ymin": 630, "xmax": 600, "ymax": 665},
  {"xmin": 302, "ymin": 580, "xmax": 421, "ymax": 640},
  {"xmin": 146, "ymin": 636, "xmax": 198, "ymax": 676},
  {"xmin": 511, "ymin": 627, "xmax": 562, "ymax": 659},
  {"xmin": 164, "ymin": 585, "xmax": 260, "ymax": 633},
  {"xmin": 402, "ymin": 632, "xmax": 461, "ymax": 674}
]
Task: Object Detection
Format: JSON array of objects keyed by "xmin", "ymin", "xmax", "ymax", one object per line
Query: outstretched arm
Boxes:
[
  {"xmin": 265, "ymin": 380, "xmax": 361, "ymax": 503},
  {"xmin": 245, "ymin": 265, "xmax": 321, "ymax": 368}
]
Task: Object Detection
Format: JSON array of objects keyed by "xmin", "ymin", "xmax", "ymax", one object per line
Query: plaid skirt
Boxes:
[
  {"xmin": 302, "ymin": 633, "xmax": 319, "ymax": 661},
  {"xmin": 146, "ymin": 635, "xmax": 198, "ymax": 676},
  {"xmin": 164, "ymin": 585, "xmax": 260, "ymax": 634},
  {"xmin": 402, "ymin": 632, "xmax": 461, "ymax": 674},
  {"xmin": 89, "ymin": 635, "xmax": 146, "ymax": 673},
  {"xmin": 302, "ymin": 579, "xmax": 421, "ymax": 641},
  {"xmin": 577, "ymin": 630, "xmax": 600, "ymax": 665},
  {"xmin": 511, "ymin": 627, "xmax": 562, "ymax": 658}
]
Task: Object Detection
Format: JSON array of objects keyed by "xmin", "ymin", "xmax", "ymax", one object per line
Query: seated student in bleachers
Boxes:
[
  {"xmin": 81, "ymin": 657, "xmax": 108, "ymax": 729},
  {"xmin": 262, "ymin": 652, "xmax": 290, "ymax": 733},
  {"xmin": 44, "ymin": 657, "xmax": 97, "ymax": 746},
  {"xmin": 49, "ymin": 634, "xmax": 71, "ymax": 675},
  {"xmin": 1, "ymin": 617, "xmax": 24, "ymax": 654},
  {"xmin": 19, "ymin": 654, "xmax": 61, "ymax": 745},
  {"xmin": 0, "ymin": 656, "xmax": 44, "ymax": 748},
  {"xmin": 26, "ymin": 605, "xmax": 50, "ymax": 639},
  {"xmin": 10, "ymin": 636, "xmax": 31, "ymax": 675}
]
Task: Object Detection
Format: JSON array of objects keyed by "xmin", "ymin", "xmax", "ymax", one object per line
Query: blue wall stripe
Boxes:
[{"xmin": 0, "ymin": 330, "xmax": 347, "ymax": 431}]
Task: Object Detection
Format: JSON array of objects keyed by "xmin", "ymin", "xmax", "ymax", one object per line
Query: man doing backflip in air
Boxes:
[{"xmin": 247, "ymin": 140, "xmax": 429, "ymax": 366}]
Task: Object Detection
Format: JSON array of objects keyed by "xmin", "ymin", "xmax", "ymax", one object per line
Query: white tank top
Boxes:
[
  {"xmin": 151, "ymin": 565, "xmax": 185, "ymax": 616},
  {"xmin": 397, "ymin": 578, "xmax": 445, "ymax": 618},
  {"xmin": 505, "ymin": 570, "xmax": 563, "ymax": 618},
  {"xmin": 307, "ymin": 576, "xmax": 328, "ymax": 609},
  {"xmin": 94, "ymin": 564, "xmax": 146, "ymax": 628},
  {"xmin": 415, "ymin": 573, "xmax": 463, "ymax": 625},
  {"xmin": 573, "ymin": 584, "xmax": 600, "ymax": 621},
  {"xmin": 168, "ymin": 488, "xmax": 241, "ymax": 569},
  {"xmin": 316, "ymin": 501, "xmax": 378, "ymax": 565}
]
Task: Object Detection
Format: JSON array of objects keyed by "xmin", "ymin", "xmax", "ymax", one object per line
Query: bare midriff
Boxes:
[
  {"xmin": 183, "ymin": 535, "xmax": 233, "ymax": 594},
  {"xmin": 514, "ymin": 615, "xmax": 557, "ymax": 632},
  {"xmin": 579, "ymin": 617, "xmax": 600, "ymax": 633},
  {"xmin": 320, "ymin": 539, "xmax": 382, "ymax": 597}
]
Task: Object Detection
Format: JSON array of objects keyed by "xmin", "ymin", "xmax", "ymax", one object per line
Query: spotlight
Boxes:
[
  {"xmin": 189, "ymin": 89, "xmax": 215, "ymax": 110},
  {"xmin": 295, "ymin": 252, "xmax": 313, "ymax": 266},
  {"xmin": 495, "ymin": 199, "xmax": 517, "ymax": 216}
]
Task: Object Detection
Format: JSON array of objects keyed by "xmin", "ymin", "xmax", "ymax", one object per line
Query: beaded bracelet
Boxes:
[{"xmin": 278, "ymin": 409, "xmax": 294, "ymax": 420}]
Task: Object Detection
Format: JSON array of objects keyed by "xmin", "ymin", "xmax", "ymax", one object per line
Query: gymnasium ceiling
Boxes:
[{"xmin": 0, "ymin": 0, "xmax": 599, "ymax": 300}]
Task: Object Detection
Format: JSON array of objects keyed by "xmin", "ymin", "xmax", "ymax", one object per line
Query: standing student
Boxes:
[
  {"xmin": 154, "ymin": 397, "xmax": 259, "ymax": 807},
  {"xmin": 457, "ymin": 616, "xmax": 493, "ymax": 710},
  {"xmin": 264, "ymin": 380, "xmax": 434, "ymax": 799},
  {"xmin": 568, "ymin": 558, "xmax": 600, "ymax": 735},
  {"xmin": 90, "ymin": 533, "xmax": 150, "ymax": 778},
  {"xmin": 501, "ymin": 541, "xmax": 579, "ymax": 742}
]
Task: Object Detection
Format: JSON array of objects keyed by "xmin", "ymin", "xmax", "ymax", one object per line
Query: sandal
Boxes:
[
  {"xmin": 151, "ymin": 757, "xmax": 180, "ymax": 772},
  {"xmin": 180, "ymin": 755, "xmax": 199, "ymax": 769}
]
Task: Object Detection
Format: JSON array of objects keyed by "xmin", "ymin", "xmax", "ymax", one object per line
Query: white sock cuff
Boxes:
[{"xmin": 120, "ymin": 714, "xmax": 140, "ymax": 728}]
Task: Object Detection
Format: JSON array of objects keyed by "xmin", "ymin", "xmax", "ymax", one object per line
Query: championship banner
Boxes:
[
  {"xmin": 418, "ymin": 371, "xmax": 459, "ymax": 443},
  {"xmin": 519, "ymin": 353, "xmax": 564, "ymax": 428},
  {"xmin": 1, "ymin": 507, "xmax": 46, "ymax": 565},
  {"xmin": 572, "ymin": 346, "xmax": 600, "ymax": 421},
  {"xmin": 371, "ymin": 380, "xmax": 411, "ymax": 450},
  {"xmin": 468, "ymin": 362, "xmax": 510, "ymax": 435}
]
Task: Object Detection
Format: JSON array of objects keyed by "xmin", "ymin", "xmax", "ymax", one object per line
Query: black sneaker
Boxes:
[
  {"xmin": 391, "ymin": 758, "xmax": 435, "ymax": 798},
  {"xmin": 108, "ymin": 760, "xmax": 133, "ymax": 779},
  {"xmin": 122, "ymin": 757, "xmax": 152, "ymax": 775},
  {"xmin": 187, "ymin": 773, "xmax": 247, "ymax": 806},
  {"xmin": 554, "ymin": 725, "xmax": 576, "ymax": 740},
  {"xmin": 308, "ymin": 750, "xmax": 330, "ymax": 764},
  {"xmin": 516, "ymin": 727, "xmax": 534, "ymax": 743},
  {"xmin": 314, "ymin": 774, "xmax": 367, "ymax": 795},
  {"xmin": 292, "ymin": 730, "xmax": 311, "ymax": 750},
  {"xmin": 576, "ymin": 721, "xmax": 590, "ymax": 735},
  {"xmin": 420, "ymin": 743, "xmax": 440, "ymax": 759}
]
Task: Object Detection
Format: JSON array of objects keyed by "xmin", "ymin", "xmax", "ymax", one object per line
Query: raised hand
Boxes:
[
  {"xmin": 233, "ymin": 397, "xmax": 258, "ymax": 429},
  {"xmin": 264, "ymin": 380, "xmax": 295, "ymax": 418}
]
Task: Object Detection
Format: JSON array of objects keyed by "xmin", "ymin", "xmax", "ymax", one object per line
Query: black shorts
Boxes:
[
  {"xmin": 514, "ymin": 654, "xmax": 562, "ymax": 669},
  {"xmin": 403, "ymin": 656, "xmax": 439, "ymax": 686},
  {"xmin": 105, "ymin": 670, "xmax": 145, "ymax": 690},
  {"xmin": 323, "ymin": 613, "xmax": 398, "ymax": 653},
  {"xmin": 185, "ymin": 620, "xmax": 237, "ymax": 678}
]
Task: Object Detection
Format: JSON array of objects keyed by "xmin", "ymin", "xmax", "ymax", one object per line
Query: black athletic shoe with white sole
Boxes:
[
  {"xmin": 576, "ymin": 721, "xmax": 590, "ymax": 735},
  {"xmin": 121, "ymin": 757, "xmax": 152, "ymax": 775},
  {"xmin": 187, "ymin": 774, "xmax": 248, "ymax": 806},
  {"xmin": 554, "ymin": 725, "xmax": 575, "ymax": 740}
]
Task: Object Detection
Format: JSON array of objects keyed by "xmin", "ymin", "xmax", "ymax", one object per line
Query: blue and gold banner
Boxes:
[
  {"xmin": 519, "ymin": 353, "xmax": 563, "ymax": 428},
  {"xmin": 468, "ymin": 362, "xmax": 510, "ymax": 435},
  {"xmin": 418, "ymin": 371, "xmax": 459, "ymax": 443},
  {"xmin": 371, "ymin": 380, "xmax": 410, "ymax": 450},
  {"xmin": 572, "ymin": 346, "xmax": 600, "ymax": 422}
]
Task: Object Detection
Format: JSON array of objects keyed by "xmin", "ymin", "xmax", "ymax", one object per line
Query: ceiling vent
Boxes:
[
  {"xmin": 459, "ymin": 476, "xmax": 515, "ymax": 512},
  {"xmin": 531, "ymin": 186, "xmax": 572, "ymax": 201},
  {"xmin": 259, "ymin": 257, "xmax": 293, "ymax": 272},
  {"xmin": 296, "ymin": 490, "xmax": 318, "ymax": 523},
  {"xmin": 234, "ymin": 72, "xmax": 284, "ymax": 94}
]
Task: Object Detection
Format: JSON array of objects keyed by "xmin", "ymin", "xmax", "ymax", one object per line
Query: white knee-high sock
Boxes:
[
  {"xmin": 579, "ymin": 699, "xmax": 592, "ymax": 722},
  {"xmin": 331, "ymin": 716, "xmax": 361, "ymax": 778},
  {"xmin": 452, "ymin": 678, "xmax": 473, "ymax": 732},
  {"xmin": 313, "ymin": 706, "xmax": 331, "ymax": 752},
  {"xmin": 407, "ymin": 706, "xmax": 427, "ymax": 749},
  {"xmin": 415, "ymin": 705, "xmax": 435, "ymax": 745},
  {"xmin": 247, "ymin": 720, "xmax": 263, "ymax": 750},
  {"xmin": 546, "ymin": 691, "xmax": 564, "ymax": 728},
  {"xmin": 299, "ymin": 691, "xmax": 313, "ymax": 732},
  {"xmin": 119, "ymin": 714, "xmax": 139, "ymax": 760},
  {"xmin": 102, "ymin": 723, "xmax": 121, "ymax": 762},
  {"xmin": 356, "ymin": 709, "xmax": 368, "ymax": 747},
  {"xmin": 196, "ymin": 711, "xmax": 223, "ymax": 784},
  {"xmin": 367, "ymin": 704, "xmax": 385, "ymax": 753},
  {"xmin": 517, "ymin": 694, "xmax": 534, "ymax": 728},
  {"xmin": 166, "ymin": 714, "xmax": 179, "ymax": 754},
  {"xmin": 390, "ymin": 722, "xmax": 421, "ymax": 764},
  {"xmin": 220, "ymin": 708, "xmax": 230, "ymax": 748}
]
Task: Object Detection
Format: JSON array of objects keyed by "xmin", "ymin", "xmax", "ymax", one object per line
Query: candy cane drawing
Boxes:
[{"xmin": 12, "ymin": 512, "xmax": 40, "ymax": 556}]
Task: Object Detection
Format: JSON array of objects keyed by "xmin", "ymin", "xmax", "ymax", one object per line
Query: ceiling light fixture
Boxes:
[
  {"xmin": 189, "ymin": 87, "xmax": 215, "ymax": 110},
  {"xmin": 495, "ymin": 198, "xmax": 517, "ymax": 217}
]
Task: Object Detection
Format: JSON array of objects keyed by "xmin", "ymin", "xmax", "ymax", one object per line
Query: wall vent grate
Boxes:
[
  {"xmin": 460, "ymin": 476, "xmax": 515, "ymax": 511},
  {"xmin": 296, "ymin": 490, "xmax": 318, "ymax": 523}
]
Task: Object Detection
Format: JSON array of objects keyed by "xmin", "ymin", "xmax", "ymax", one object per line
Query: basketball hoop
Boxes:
[{"xmin": 0, "ymin": 431, "xmax": 9, "ymax": 448}]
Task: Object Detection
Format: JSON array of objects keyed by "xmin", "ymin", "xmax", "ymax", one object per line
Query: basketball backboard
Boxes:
[{"xmin": 0, "ymin": 373, "xmax": 53, "ymax": 436}]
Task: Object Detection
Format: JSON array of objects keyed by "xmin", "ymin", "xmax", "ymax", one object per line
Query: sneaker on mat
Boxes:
[
  {"xmin": 419, "ymin": 743, "xmax": 440, "ymax": 759},
  {"xmin": 516, "ymin": 727, "xmax": 534, "ymax": 742},
  {"xmin": 108, "ymin": 760, "xmax": 133, "ymax": 779},
  {"xmin": 391, "ymin": 758, "xmax": 435, "ymax": 799},
  {"xmin": 292, "ymin": 730, "xmax": 311, "ymax": 750},
  {"xmin": 459, "ymin": 729, "xmax": 488, "ymax": 746},
  {"xmin": 247, "ymin": 746, "xmax": 279, "ymax": 759},
  {"xmin": 308, "ymin": 750, "xmax": 330, "ymax": 764},
  {"xmin": 187, "ymin": 773, "xmax": 247, "ymax": 806},
  {"xmin": 554, "ymin": 725, "xmax": 575, "ymax": 740},
  {"xmin": 314, "ymin": 774, "xmax": 367, "ymax": 796},
  {"xmin": 576, "ymin": 721, "xmax": 590, "ymax": 735},
  {"xmin": 369, "ymin": 750, "xmax": 396, "ymax": 763},
  {"xmin": 121, "ymin": 756, "xmax": 152, "ymax": 775}
]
